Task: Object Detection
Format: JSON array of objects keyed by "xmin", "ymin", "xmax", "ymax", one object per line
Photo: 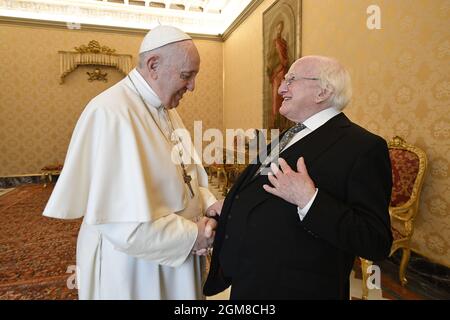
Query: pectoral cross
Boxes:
[{"xmin": 181, "ymin": 163, "xmax": 195, "ymax": 198}]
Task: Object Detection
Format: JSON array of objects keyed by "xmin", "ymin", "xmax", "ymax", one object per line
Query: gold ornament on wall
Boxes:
[
  {"xmin": 86, "ymin": 68, "xmax": 108, "ymax": 82},
  {"xmin": 58, "ymin": 40, "xmax": 131, "ymax": 84},
  {"xmin": 74, "ymin": 40, "xmax": 116, "ymax": 54}
]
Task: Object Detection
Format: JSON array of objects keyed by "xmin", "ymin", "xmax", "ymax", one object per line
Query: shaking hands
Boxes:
[{"xmin": 192, "ymin": 200, "xmax": 224, "ymax": 256}]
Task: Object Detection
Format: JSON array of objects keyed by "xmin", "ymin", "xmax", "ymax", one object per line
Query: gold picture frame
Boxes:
[{"xmin": 263, "ymin": 0, "xmax": 302, "ymax": 131}]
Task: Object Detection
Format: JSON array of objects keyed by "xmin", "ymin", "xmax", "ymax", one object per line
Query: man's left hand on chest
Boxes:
[{"xmin": 263, "ymin": 157, "xmax": 316, "ymax": 209}]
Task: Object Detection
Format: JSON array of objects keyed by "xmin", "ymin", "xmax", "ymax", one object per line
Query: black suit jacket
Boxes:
[{"xmin": 203, "ymin": 113, "xmax": 393, "ymax": 300}]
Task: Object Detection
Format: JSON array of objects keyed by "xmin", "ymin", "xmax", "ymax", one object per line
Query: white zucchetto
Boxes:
[{"xmin": 139, "ymin": 25, "xmax": 192, "ymax": 54}]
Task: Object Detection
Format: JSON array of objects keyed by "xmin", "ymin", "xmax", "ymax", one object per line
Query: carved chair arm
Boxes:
[{"xmin": 389, "ymin": 202, "xmax": 418, "ymax": 222}]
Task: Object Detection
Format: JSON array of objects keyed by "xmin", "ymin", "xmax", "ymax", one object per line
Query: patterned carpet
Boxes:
[
  {"xmin": 0, "ymin": 184, "xmax": 81, "ymax": 299},
  {"xmin": 0, "ymin": 183, "xmax": 224, "ymax": 300},
  {"xmin": 0, "ymin": 188, "xmax": 15, "ymax": 197}
]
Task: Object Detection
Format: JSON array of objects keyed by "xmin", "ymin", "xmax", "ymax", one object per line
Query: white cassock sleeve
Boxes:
[
  {"xmin": 95, "ymin": 214, "xmax": 198, "ymax": 267},
  {"xmin": 199, "ymin": 186, "xmax": 218, "ymax": 212}
]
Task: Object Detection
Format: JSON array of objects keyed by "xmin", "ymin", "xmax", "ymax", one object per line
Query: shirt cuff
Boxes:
[{"xmin": 297, "ymin": 188, "xmax": 318, "ymax": 221}]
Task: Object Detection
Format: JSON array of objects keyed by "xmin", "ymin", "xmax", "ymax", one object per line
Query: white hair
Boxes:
[
  {"xmin": 137, "ymin": 46, "xmax": 170, "ymax": 70},
  {"xmin": 138, "ymin": 51, "xmax": 152, "ymax": 69},
  {"xmin": 317, "ymin": 57, "xmax": 352, "ymax": 110}
]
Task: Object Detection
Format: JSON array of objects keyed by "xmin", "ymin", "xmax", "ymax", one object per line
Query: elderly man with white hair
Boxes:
[
  {"xmin": 43, "ymin": 25, "xmax": 222, "ymax": 300},
  {"xmin": 204, "ymin": 56, "xmax": 393, "ymax": 300}
]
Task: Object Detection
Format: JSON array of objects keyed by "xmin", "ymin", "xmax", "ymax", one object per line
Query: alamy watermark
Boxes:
[
  {"xmin": 366, "ymin": 264, "xmax": 381, "ymax": 290},
  {"xmin": 169, "ymin": 121, "xmax": 281, "ymax": 174},
  {"xmin": 66, "ymin": 265, "xmax": 79, "ymax": 290},
  {"xmin": 367, "ymin": 4, "xmax": 382, "ymax": 30}
]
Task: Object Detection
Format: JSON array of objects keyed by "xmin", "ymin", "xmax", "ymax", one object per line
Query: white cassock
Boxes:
[{"xmin": 43, "ymin": 69, "xmax": 217, "ymax": 300}]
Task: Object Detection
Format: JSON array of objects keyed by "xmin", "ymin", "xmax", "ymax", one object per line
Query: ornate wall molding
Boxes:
[{"xmin": 58, "ymin": 40, "xmax": 132, "ymax": 84}]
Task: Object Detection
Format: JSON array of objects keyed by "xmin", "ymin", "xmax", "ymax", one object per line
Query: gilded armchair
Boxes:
[{"xmin": 360, "ymin": 136, "xmax": 427, "ymax": 299}]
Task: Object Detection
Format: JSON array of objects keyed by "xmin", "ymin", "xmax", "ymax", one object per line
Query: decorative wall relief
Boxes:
[
  {"xmin": 58, "ymin": 40, "xmax": 132, "ymax": 84},
  {"xmin": 86, "ymin": 68, "xmax": 108, "ymax": 82}
]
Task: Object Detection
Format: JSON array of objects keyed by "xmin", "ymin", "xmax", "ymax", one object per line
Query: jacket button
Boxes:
[
  {"xmin": 235, "ymin": 195, "xmax": 240, "ymax": 200},
  {"xmin": 228, "ymin": 214, "xmax": 232, "ymax": 220},
  {"xmin": 225, "ymin": 234, "xmax": 229, "ymax": 240}
]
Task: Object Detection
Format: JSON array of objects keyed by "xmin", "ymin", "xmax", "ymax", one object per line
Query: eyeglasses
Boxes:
[{"xmin": 283, "ymin": 74, "xmax": 320, "ymax": 86}]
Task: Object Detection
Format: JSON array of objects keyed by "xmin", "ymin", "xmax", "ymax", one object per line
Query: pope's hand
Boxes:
[
  {"xmin": 206, "ymin": 199, "xmax": 224, "ymax": 219},
  {"xmin": 192, "ymin": 216, "xmax": 217, "ymax": 256},
  {"xmin": 204, "ymin": 217, "xmax": 216, "ymax": 238}
]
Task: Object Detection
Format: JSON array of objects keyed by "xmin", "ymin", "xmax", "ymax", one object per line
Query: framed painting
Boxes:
[{"xmin": 263, "ymin": 0, "xmax": 302, "ymax": 131}]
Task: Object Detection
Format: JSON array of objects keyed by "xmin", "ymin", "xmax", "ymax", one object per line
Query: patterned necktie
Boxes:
[{"xmin": 255, "ymin": 122, "xmax": 306, "ymax": 176}]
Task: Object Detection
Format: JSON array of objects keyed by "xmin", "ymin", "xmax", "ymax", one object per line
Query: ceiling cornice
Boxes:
[
  {"xmin": 0, "ymin": 0, "xmax": 255, "ymax": 35},
  {"xmin": 0, "ymin": 0, "xmax": 265, "ymax": 41},
  {"xmin": 0, "ymin": 15, "xmax": 223, "ymax": 40},
  {"xmin": 222, "ymin": 0, "xmax": 264, "ymax": 41}
]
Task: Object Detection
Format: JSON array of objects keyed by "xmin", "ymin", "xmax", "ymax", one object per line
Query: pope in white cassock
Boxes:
[{"xmin": 43, "ymin": 26, "xmax": 223, "ymax": 300}]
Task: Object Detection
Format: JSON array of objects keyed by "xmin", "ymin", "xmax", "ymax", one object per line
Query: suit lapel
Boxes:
[
  {"xmin": 238, "ymin": 128, "xmax": 289, "ymax": 189},
  {"xmin": 280, "ymin": 113, "xmax": 351, "ymax": 166},
  {"xmin": 233, "ymin": 113, "xmax": 352, "ymax": 209}
]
